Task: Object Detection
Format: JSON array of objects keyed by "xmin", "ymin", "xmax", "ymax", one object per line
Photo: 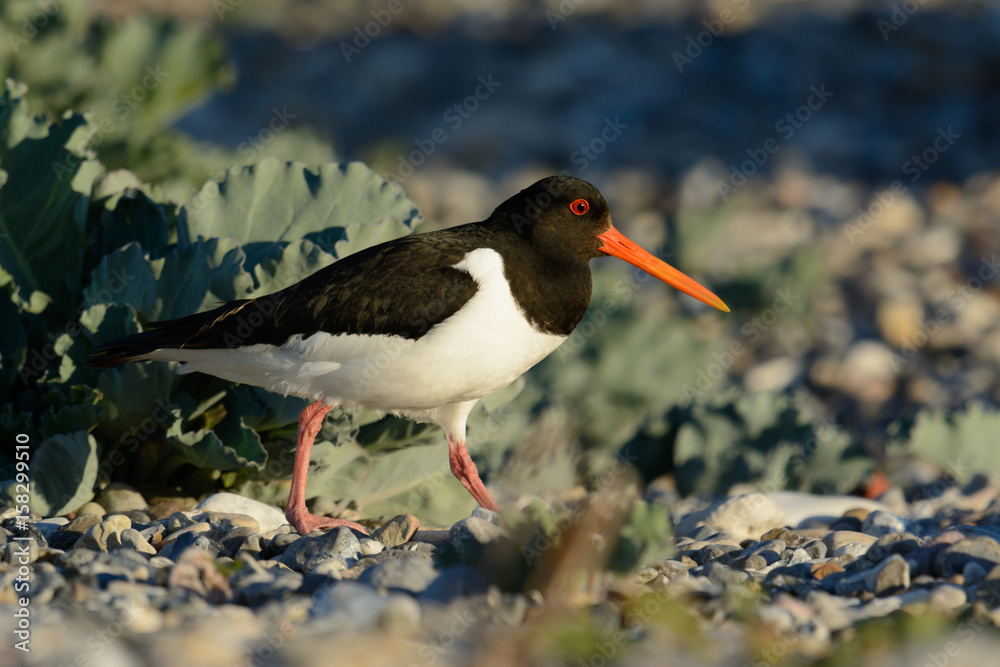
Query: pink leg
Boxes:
[
  {"xmin": 447, "ymin": 434, "xmax": 499, "ymax": 512},
  {"xmin": 285, "ymin": 401, "xmax": 369, "ymax": 535}
]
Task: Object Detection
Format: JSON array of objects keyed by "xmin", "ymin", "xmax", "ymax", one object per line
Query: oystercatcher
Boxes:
[{"xmin": 87, "ymin": 176, "xmax": 728, "ymax": 535}]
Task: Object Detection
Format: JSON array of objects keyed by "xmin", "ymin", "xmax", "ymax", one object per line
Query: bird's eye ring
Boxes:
[{"xmin": 570, "ymin": 199, "xmax": 589, "ymax": 215}]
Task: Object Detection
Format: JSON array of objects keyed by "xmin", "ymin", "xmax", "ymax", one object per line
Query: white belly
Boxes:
[{"xmin": 149, "ymin": 248, "xmax": 567, "ymax": 411}]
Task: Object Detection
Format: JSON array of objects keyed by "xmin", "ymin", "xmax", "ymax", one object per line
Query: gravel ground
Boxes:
[{"xmin": 5, "ymin": 478, "xmax": 1000, "ymax": 666}]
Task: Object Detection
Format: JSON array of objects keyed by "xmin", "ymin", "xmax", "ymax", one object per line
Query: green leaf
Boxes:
[
  {"xmin": 888, "ymin": 403, "xmax": 1000, "ymax": 482},
  {"xmin": 166, "ymin": 413, "xmax": 266, "ymax": 472},
  {"xmin": 0, "ymin": 81, "xmax": 102, "ymax": 319},
  {"xmin": 84, "ymin": 238, "xmax": 252, "ymax": 320},
  {"xmin": 249, "ymin": 239, "xmax": 336, "ymax": 296},
  {"xmin": 178, "ymin": 160, "xmax": 420, "ymax": 256},
  {"xmin": 30, "ymin": 431, "xmax": 99, "ymax": 516},
  {"xmin": 0, "ymin": 293, "xmax": 26, "ymax": 391},
  {"xmin": 39, "ymin": 384, "xmax": 103, "ymax": 438}
]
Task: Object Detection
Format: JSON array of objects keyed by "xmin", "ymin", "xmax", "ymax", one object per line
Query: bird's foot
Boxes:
[{"xmin": 286, "ymin": 506, "xmax": 369, "ymax": 536}]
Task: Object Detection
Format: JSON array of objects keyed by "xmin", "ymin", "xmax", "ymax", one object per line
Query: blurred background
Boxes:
[{"xmin": 4, "ymin": 0, "xmax": 1000, "ymax": 518}]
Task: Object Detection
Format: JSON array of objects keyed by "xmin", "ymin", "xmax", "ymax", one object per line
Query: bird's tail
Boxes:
[{"xmin": 85, "ymin": 300, "xmax": 253, "ymax": 370}]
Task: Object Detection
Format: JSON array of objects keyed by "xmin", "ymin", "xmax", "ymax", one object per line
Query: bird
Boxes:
[{"xmin": 86, "ymin": 176, "xmax": 729, "ymax": 536}]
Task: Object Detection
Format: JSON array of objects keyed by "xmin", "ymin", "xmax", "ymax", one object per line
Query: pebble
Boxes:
[
  {"xmin": 860, "ymin": 510, "xmax": 907, "ymax": 538},
  {"xmin": 76, "ymin": 501, "xmax": 106, "ymax": 517},
  {"xmin": 935, "ymin": 536, "xmax": 1000, "ymax": 577},
  {"xmin": 449, "ymin": 516, "xmax": 507, "ymax": 560},
  {"xmin": 864, "ymin": 554, "xmax": 910, "ymax": 596},
  {"xmin": 279, "ymin": 526, "xmax": 361, "ymax": 572},
  {"xmin": 359, "ymin": 555, "xmax": 438, "ymax": 594},
  {"xmin": 929, "ymin": 584, "xmax": 968, "ymax": 612},
  {"xmin": 109, "ymin": 528, "xmax": 157, "ymax": 555},
  {"xmin": 811, "ymin": 562, "xmax": 844, "ymax": 580},
  {"xmin": 80, "ymin": 515, "xmax": 132, "ymax": 552},
  {"xmin": 822, "ymin": 531, "xmax": 878, "ymax": 558},
  {"xmin": 95, "ymin": 482, "xmax": 149, "ymax": 513},
  {"xmin": 359, "ymin": 538, "xmax": 385, "ymax": 556},
  {"xmin": 675, "ymin": 493, "xmax": 786, "ymax": 542},
  {"xmin": 195, "ymin": 493, "xmax": 288, "ymax": 534},
  {"xmin": 32, "ymin": 517, "xmax": 69, "ymax": 539},
  {"xmin": 371, "ymin": 514, "xmax": 420, "ymax": 548}
]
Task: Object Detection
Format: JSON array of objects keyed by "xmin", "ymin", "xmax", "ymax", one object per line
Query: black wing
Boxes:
[{"xmin": 85, "ymin": 226, "xmax": 487, "ymax": 369}]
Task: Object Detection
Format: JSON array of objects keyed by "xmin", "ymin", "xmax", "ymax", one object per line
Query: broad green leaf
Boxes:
[
  {"xmin": 39, "ymin": 385, "xmax": 103, "ymax": 438},
  {"xmin": 249, "ymin": 239, "xmax": 336, "ymax": 297},
  {"xmin": 0, "ymin": 82, "xmax": 102, "ymax": 319},
  {"xmin": 166, "ymin": 413, "xmax": 266, "ymax": 471},
  {"xmin": 889, "ymin": 404, "xmax": 1000, "ymax": 482},
  {"xmin": 84, "ymin": 238, "xmax": 252, "ymax": 320},
  {"xmin": 178, "ymin": 160, "xmax": 420, "ymax": 254},
  {"xmin": 30, "ymin": 431, "xmax": 99, "ymax": 516}
]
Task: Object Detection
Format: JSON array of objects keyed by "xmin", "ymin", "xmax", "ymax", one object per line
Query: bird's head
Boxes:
[{"xmin": 495, "ymin": 176, "xmax": 729, "ymax": 312}]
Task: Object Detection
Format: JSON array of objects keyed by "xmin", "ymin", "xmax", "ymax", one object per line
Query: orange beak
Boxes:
[{"xmin": 597, "ymin": 225, "xmax": 730, "ymax": 313}]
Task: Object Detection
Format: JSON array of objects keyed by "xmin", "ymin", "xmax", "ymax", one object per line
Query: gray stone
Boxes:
[
  {"xmin": 266, "ymin": 532, "xmax": 301, "ymax": 558},
  {"xmin": 860, "ymin": 510, "xmax": 907, "ymax": 538},
  {"xmin": 963, "ymin": 560, "xmax": 988, "ymax": 584},
  {"xmin": 823, "ymin": 530, "xmax": 878, "ymax": 553},
  {"xmin": 864, "ymin": 554, "xmax": 910, "ymax": 596},
  {"xmin": 76, "ymin": 501, "xmax": 106, "ymax": 517},
  {"xmin": 32, "ymin": 517, "xmax": 69, "ymax": 539},
  {"xmin": 219, "ymin": 525, "xmax": 257, "ymax": 558},
  {"xmin": 732, "ymin": 553, "xmax": 768, "ymax": 571},
  {"xmin": 158, "ymin": 532, "xmax": 221, "ymax": 561},
  {"xmin": 79, "ymin": 515, "xmax": 131, "ymax": 552},
  {"xmin": 675, "ymin": 493, "xmax": 786, "ymax": 542},
  {"xmin": 195, "ymin": 511, "xmax": 260, "ymax": 539},
  {"xmin": 309, "ymin": 581, "xmax": 411, "ymax": 632},
  {"xmin": 110, "ymin": 528, "xmax": 157, "ymax": 555},
  {"xmin": 196, "ymin": 493, "xmax": 288, "ymax": 534},
  {"xmin": 803, "ymin": 540, "xmax": 827, "ymax": 559},
  {"xmin": 30, "ymin": 562, "xmax": 68, "ymax": 604},
  {"xmin": 371, "ymin": 514, "xmax": 420, "ymax": 548},
  {"xmin": 936, "ymin": 536, "xmax": 1000, "ymax": 577},
  {"xmin": 471, "ymin": 507, "xmax": 501, "ymax": 526},
  {"xmin": 702, "ymin": 561, "xmax": 752, "ymax": 586},
  {"xmin": 308, "ymin": 555, "xmax": 349, "ymax": 577},
  {"xmin": 765, "ymin": 491, "xmax": 890, "ymax": 529},
  {"xmin": 359, "ymin": 554, "xmax": 438, "ymax": 594},
  {"xmin": 3, "ymin": 539, "xmax": 38, "ymax": 565},
  {"xmin": 160, "ymin": 522, "xmax": 211, "ymax": 546},
  {"xmin": 450, "ymin": 516, "xmax": 506, "ymax": 560},
  {"xmin": 376, "ymin": 594, "xmax": 422, "ymax": 634},
  {"xmin": 782, "ymin": 548, "xmax": 812, "ymax": 567},
  {"xmin": 49, "ymin": 513, "xmax": 103, "ymax": 549},
  {"xmin": 279, "ymin": 527, "xmax": 361, "ymax": 572},
  {"xmin": 928, "ymin": 584, "xmax": 967, "ymax": 612},
  {"xmin": 359, "ymin": 538, "xmax": 385, "ymax": 556},
  {"xmin": 420, "ymin": 565, "xmax": 489, "ymax": 603},
  {"xmin": 96, "ymin": 482, "xmax": 148, "ymax": 513},
  {"xmin": 742, "ymin": 539, "xmax": 786, "ymax": 565}
]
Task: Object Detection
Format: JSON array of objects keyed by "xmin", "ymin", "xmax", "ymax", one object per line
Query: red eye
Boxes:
[{"xmin": 570, "ymin": 199, "xmax": 589, "ymax": 215}]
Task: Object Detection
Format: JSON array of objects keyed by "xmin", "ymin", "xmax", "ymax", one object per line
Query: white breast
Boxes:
[{"xmin": 149, "ymin": 248, "xmax": 568, "ymax": 413}]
